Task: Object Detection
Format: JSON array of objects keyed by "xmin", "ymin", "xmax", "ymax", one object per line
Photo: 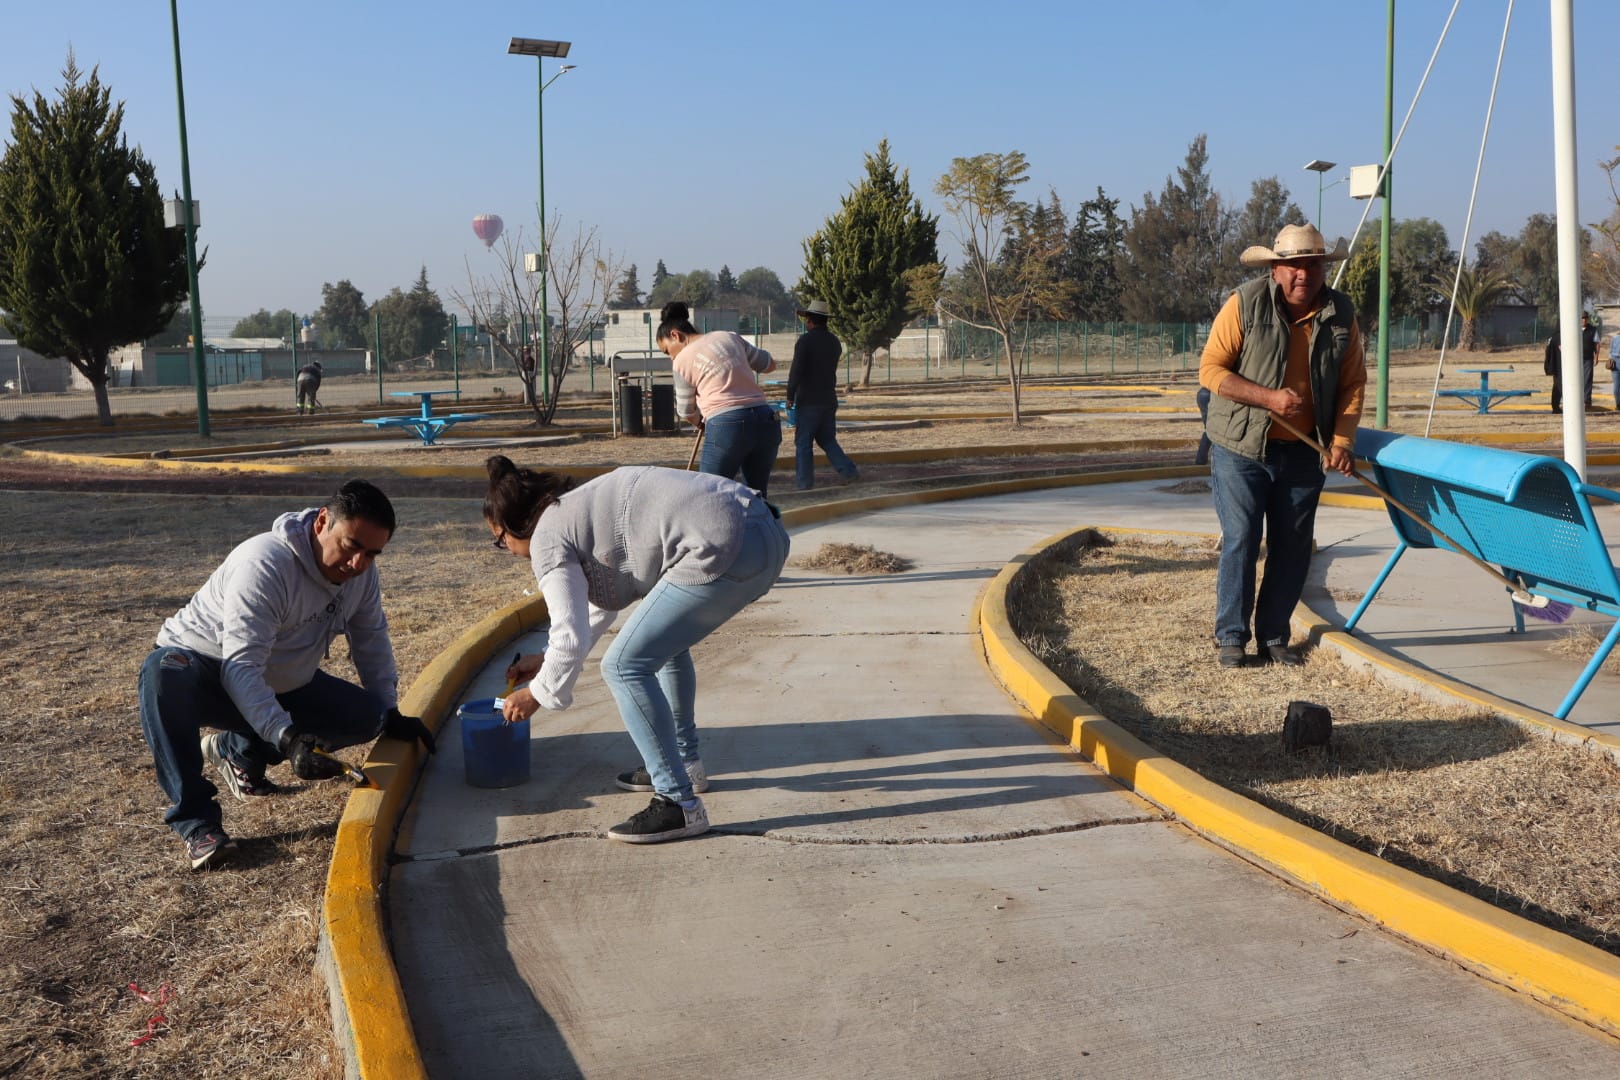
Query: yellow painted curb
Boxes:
[
  {"xmin": 978, "ymin": 523, "xmax": 1620, "ymax": 1039},
  {"xmin": 321, "ymin": 592, "xmax": 550, "ymax": 1080}
]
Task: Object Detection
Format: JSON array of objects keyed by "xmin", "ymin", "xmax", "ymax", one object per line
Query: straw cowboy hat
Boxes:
[
  {"xmin": 1239, "ymin": 223, "xmax": 1349, "ymax": 268},
  {"xmin": 796, "ymin": 298, "xmax": 831, "ymax": 318}
]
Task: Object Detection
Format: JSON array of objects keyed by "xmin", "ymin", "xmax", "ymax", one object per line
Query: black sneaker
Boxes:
[
  {"xmin": 615, "ymin": 759, "xmax": 709, "ymax": 794},
  {"xmin": 1264, "ymin": 644, "xmax": 1304, "ymax": 667},
  {"xmin": 1217, "ymin": 644, "xmax": 1246, "ymax": 668},
  {"xmin": 186, "ymin": 827, "xmax": 234, "ymax": 871},
  {"xmin": 202, "ymin": 733, "xmax": 279, "ymax": 800},
  {"xmin": 606, "ymin": 795, "xmax": 710, "ymax": 844}
]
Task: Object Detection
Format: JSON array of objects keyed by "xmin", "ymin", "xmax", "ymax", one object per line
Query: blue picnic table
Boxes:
[
  {"xmin": 362, "ymin": 390, "xmax": 491, "ymax": 446},
  {"xmin": 1436, "ymin": 368, "xmax": 1533, "ymax": 414}
]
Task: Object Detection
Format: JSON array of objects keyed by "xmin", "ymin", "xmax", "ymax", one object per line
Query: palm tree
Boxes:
[{"xmin": 1429, "ymin": 264, "xmax": 1516, "ymax": 351}]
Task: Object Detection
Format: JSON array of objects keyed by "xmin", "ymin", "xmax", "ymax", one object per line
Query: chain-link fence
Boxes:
[{"xmin": 0, "ymin": 310, "xmax": 1570, "ymax": 426}]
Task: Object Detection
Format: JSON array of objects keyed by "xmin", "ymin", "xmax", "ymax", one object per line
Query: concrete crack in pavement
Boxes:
[{"xmin": 392, "ymin": 813, "xmax": 1168, "ymax": 863}]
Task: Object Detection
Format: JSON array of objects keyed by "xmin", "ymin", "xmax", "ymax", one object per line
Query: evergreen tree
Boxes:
[
  {"xmin": 1063, "ymin": 188, "xmax": 1125, "ymax": 322},
  {"xmin": 716, "ymin": 264, "xmax": 736, "ymax": 293},
  {"xmin": 611, "ymin": 263, "xmax": 642, "ymax": 309},
  {"xmin": 799, "ymin": 139, "xmax": 940, "ymax": 387},
  {"xmin": 371, "ymin": 266, "xmax": 448, "ymax": 367},
  {"xmin": 316, "ymin": 279, "xmax": 368, "ymax": 349},
  {"xmin": 0, "ymin": 56, "xmax": 189, "ymax": 426},
  {"xmin": 1118, "ymin": 134, "xmax": 1230, "ymax": 323},
  {"xmin": 651, "ymin": 259, "xmax": 669, "ymax": 290}
]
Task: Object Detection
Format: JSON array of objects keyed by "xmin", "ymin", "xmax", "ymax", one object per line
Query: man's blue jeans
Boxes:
[
  {"xmin": 599, "ymin": 502, "xmax": 789, "ymax": 802},
  {"xmin": 700, "ymin": 404, "xmax": 782, "ymax": 495},
  {"xmin": 794, "ymin": 403, "xmax": 859, "ymax": 489},
  {"xmin": 137, "ymin": 647, "xmax": 384, "ymax": 841},
  {"xmin": 1208, "ymin": 440, "xmax": 1326, "ymax": 648}
]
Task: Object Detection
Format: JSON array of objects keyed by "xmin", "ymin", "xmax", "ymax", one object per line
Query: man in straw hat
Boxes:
[
  {"xmin": 787, "ymin": 298, "xmax": 860, "ymax": 488},
  {"xmin": 1199, "ymin": 223, "xmax": 1366, "ymax": 669}
]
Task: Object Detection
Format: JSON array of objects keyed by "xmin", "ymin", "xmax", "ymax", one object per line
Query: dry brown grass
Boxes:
[
  {"xmin": 3, "ymin": 357, "xmax": 1612, "ymax": 1074},
  {"xmin": 796, "ymin": 543, "xmax": 914, "ymax": 575},
  {"xmin": 1008, "ymin": 531, "xmax": 1620, "ymax": 952},
  {"xmin": 0, "ymin": 491, "xmax": 518, "ymax": 1078}
]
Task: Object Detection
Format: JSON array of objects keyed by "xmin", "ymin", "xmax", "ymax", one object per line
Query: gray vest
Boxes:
[{"xmin": 1205, "ymin": 274, "xmax": 1356, "ymax": 461}]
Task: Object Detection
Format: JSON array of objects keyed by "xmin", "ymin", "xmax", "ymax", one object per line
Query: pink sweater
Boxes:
[{"xmin": 672, "ymin": 331, "xmax": 776, "ymax": 421}]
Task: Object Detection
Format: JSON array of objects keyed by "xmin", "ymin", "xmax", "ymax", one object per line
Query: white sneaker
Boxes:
[{"xmin": 614, "ymin": 758, "xmax": 709, "ymax": 794}]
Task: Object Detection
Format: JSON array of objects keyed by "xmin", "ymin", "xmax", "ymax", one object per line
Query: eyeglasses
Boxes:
[{"xmin": 491, "ymin": 530, "xmax": 510, "ymax": 552}]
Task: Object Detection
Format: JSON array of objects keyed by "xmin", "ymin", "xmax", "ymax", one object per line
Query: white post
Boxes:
[{"xmin": 1551, "ymin": 0, "xmax": 1585, "ymax": 478}]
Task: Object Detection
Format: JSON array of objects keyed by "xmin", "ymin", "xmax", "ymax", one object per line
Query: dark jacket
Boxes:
[{"xmin": 786, "ymin": 326, "xmax": 842, "ymax": 408}]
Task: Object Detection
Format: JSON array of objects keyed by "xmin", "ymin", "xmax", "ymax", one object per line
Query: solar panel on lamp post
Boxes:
[{"xmin": 508, "ymin": 37, "xmax": 573, "ymax": 410}]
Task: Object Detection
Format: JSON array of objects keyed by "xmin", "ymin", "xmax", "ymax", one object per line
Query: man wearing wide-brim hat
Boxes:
[
  {"xmin": 786, "ymin": 298, "xmax": 860, "ymax": 489},
  {"xmin": 1199, "ymin": 223, "xmax": 1367, "ymax": 669}
]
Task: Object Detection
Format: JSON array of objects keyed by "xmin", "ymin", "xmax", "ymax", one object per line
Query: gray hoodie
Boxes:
[{"xmin": 155, "ymin": 507, "xmax": 399, "ymax": 747}]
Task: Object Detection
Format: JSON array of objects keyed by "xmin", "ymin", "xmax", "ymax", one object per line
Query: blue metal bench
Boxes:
[
  {"xmin": 1435, "ymin": 367, "xmax": 1534, "ymax": 414},
  {"xmin": 1344, "ymin": 428, "xmax": 1620, "ymax": 718}
]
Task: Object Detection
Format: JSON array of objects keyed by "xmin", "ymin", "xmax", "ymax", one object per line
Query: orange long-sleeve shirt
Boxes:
[{"xmin": 1199, "ymin": 290, "xmax": 1366, "ymax": 449}]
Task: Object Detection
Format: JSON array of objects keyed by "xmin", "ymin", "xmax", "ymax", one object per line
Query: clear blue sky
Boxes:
[{"xmin": 9, "ymin": 1, "xmax": 1620, "ymax": 326}]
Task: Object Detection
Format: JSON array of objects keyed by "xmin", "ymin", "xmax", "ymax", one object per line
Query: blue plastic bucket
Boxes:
[{"xmin": 457, "ymin": 697, "xmax": 531, "ymax": 788}]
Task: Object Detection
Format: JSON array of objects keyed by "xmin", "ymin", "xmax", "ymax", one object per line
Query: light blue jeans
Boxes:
[{"xmin": 600, "ymin": 501, "xmax": 790, "ymax": 801}]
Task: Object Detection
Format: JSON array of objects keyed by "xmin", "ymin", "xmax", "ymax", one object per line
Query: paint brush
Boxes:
[{"xmin": 310, "ymin": 746, "xmax": 375, "ymax": 788}]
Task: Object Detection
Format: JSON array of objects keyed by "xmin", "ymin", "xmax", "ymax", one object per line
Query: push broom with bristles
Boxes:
[{"xmin": 1268, "ymin": 415, "xmax": 1573, "ymax": 624}]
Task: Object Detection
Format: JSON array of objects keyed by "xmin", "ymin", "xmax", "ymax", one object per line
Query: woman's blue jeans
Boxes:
[
  {"xmin": 137, "ymin": 647, "xmax": 384, "ymax": 841},
  {"xmin": 1208, "ymin": 440, "xmax": 1325, "ymax": 648},
  {"xmin": 599, "ymin": 502, "xmax": 790, "ymax": 802},
  {"xmin": 700, "ymin": 404, "xmax": 782, "ymax": 495},
  {"xmin": 794, "ymin": 404, "xmax": 858, "ymax": 489}
]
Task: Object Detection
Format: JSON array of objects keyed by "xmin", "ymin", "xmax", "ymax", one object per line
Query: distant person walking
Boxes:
[
  {"xmin": 786, "ymin": 299, "xmax": 860, "ymax": 489},
  {"xmin": 296, "ymin": 360, "xmax": 323, "ymax": 414},
  {"xmin": 658, "ymin": 301, "xmax": 781, "ymax": 494},
  {"xmin": 1581, "ymin": 312, "xmax": 1599, "ymax": 409},
  {"xmin": 1609, "ymin": 329, "xmax": 1620, "ymax": 410},
  {"xmin": 1545, "ymin": 334, "xmax": 1563, "ymax": 413}
]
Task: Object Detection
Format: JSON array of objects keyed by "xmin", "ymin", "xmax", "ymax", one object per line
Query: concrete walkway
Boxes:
[{"xmin": 388, "ymin": 480, "xmax": 1620, "ymax": 1078}]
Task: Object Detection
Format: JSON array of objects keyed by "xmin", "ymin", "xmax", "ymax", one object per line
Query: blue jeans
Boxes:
[
  {"xmin": 599, "ymin": 502, "xmax": 790, "ymax": 801},
  {"xmin": 794, "ymin": 403, "xmax": 859, "ymax": 489},
  {"xmin": 137, "ymin": 647, "xmax": 385, "ymax": 841},
  {"xmin": 1209, "ymin": 440, "xmax": 1326, "ymax": 648},
  {"xmin": 700, "ymin": 404, "xmax": 782, "ymax": 495}
]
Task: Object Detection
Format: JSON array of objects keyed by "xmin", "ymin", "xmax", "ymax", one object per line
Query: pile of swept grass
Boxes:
[
  {"xmin": 797, "ymin": 542, "xmax": 914, "ymax": 575},
  {"xmin": 1008, "ymin": 529, "xmax": 1620, "ymax": 953}
]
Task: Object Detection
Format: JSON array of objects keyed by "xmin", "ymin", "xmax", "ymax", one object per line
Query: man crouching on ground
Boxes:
[
  {"xmin": 137, "ymin": 479, "xmax": 434, "ymax": 869},
  {"xmin": 1199, "ymin": 224, "xmax": 1366, "ymax": 670}
]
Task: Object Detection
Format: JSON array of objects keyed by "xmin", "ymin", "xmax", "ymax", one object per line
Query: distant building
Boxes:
[
  {"xmin": 598, "ymin": 307, "xmax": 740, "ymax": 359},
  {"xmin": 0, "ymin": 339, "xmax": 73, "ymax": 393}
]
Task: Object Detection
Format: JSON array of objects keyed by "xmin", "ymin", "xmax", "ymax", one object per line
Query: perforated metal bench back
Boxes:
[{"xmin": 1378, "ymin": 466, "xmax": 1620, "ymax": 606}]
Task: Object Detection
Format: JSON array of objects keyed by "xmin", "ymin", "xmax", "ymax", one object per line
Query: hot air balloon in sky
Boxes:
[{"xmin": 472, "ymin": 213, "xmax": 504, "ymax": 249}]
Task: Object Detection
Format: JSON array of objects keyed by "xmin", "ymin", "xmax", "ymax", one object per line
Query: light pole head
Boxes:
[
  {"xmin": 1304, "ymin": 159, "xmax": 1337, "ymax": 174},
  {"xmin": 559, "ymin": 64, "xmax": 576, "ymax": 73}
]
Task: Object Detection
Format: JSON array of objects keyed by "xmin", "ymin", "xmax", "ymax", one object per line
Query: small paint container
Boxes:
[{"xmin": 457, "ymin": 698, "xmax": 530, "ymax": 788}]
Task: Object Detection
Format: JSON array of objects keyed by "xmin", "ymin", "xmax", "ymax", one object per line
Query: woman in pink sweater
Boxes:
[{"xmin": 658, "ymin": 301, "xmax": 781, "ymax": 494}]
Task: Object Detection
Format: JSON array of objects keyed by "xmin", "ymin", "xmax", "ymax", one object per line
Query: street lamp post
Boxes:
[
  {"xmin": 168, "ymin": 0, "xmax": 209, "ymax": 437},
  {"xmin": 1303, "ymin": 159, "xmax": 1336, "ymax": 229},
  {"xmin": 508, "ymin": 37, "xmax": 572, "ymax": 413}
]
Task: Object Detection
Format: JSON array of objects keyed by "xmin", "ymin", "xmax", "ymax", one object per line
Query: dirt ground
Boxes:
[{"xmin": 1, "ymin": 349, "xmax": 1616, "ymax": 1077}]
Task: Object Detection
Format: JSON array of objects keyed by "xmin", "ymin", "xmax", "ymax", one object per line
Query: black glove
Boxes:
[
  {"xmin": 382, "ymin": 707, "xmax": 436, "ymax": 754},
  {"xmin": 278, "ymin": 729, "xmax": 346, "ymax": 781}
]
